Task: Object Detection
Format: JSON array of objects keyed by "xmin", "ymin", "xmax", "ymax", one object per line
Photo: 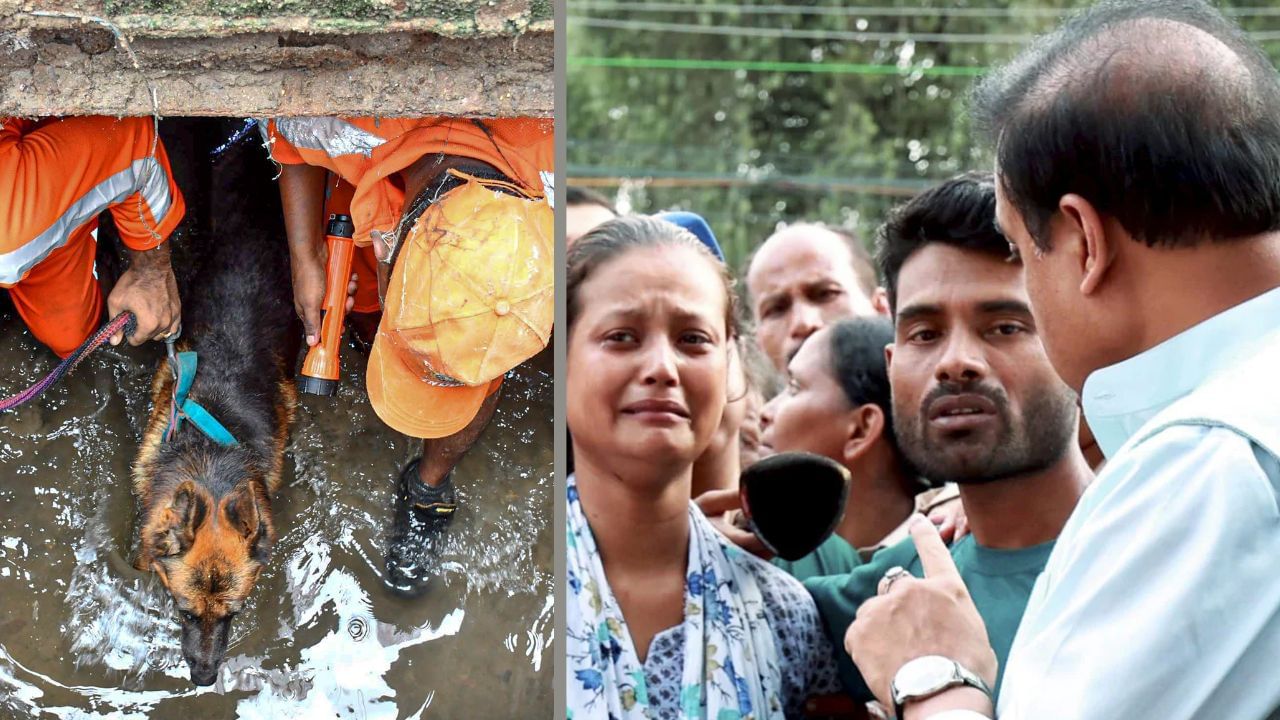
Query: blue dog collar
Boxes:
[{"xmin": 164, "ymin": 351, "xmax": 239, "ymax": 447}]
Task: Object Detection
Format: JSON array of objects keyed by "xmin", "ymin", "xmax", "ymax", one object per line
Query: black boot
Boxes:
[{"xmin": 384, "ymin": 458, "xmax": 457, "ymax": 598}]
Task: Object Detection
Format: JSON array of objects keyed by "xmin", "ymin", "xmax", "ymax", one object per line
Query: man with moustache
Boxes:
[
  {"xmin": 845, "ymin": 2, "xmax": 1280, "ymax": 718},
  {"xmin": 745, "ymin": 219, "xmax": 1101, "ymax": 475},
  {"xmin": 804, "ymin": 173, "xmax": 1092, "ymax": 708}
]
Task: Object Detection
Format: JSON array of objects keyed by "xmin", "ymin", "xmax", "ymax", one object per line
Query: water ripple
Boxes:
[{"xmin": 0, "ymin": 317, "xmax": 552, "ymax": 716}]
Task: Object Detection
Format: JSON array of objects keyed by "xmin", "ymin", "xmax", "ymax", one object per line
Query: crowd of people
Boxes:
[{"xmin": 565, "ymin": 1, "xmax": 1280, "ymax": 718}]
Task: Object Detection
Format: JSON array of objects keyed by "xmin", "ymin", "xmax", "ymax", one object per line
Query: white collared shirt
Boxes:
[{"xmin": 997, "ymin": 286, "xmax": 1280, "ymax": 719}]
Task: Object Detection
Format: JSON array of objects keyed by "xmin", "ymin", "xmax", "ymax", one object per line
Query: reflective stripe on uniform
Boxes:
[
  {"xmin": 0, "ymin": 156, "xmax": 173, "ymax": 285},
  {"xmin": 274, "ymin": 117, "xmax": 387, "ymax": 159}
]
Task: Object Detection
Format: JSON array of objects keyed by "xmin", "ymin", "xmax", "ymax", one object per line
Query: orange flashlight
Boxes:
[{"xmin": 298, "ymin": 213, "xmax": 355, "ymax": 396}]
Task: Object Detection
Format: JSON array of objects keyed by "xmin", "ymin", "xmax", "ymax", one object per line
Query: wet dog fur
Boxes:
[{"xmin": 129, "ymin": 120, "xmax": 299, "ymax": 687}]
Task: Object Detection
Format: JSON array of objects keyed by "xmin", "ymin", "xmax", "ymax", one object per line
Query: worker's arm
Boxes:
[
  {"xmin": 98, "ymin": 118, "xmax": 186, "ymax": 346},
  {"xmin": 279, "ymin": 163, "xmax": 331, "ymax": 347}
]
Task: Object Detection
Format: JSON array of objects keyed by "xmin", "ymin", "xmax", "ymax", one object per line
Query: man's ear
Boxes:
[
  {"xmin": 1058, "ymin": 194, "xmax": 1113, "ymax": 296},
  {"xmin": 884, "ymin": 342, "xmax": 894, "ymax": 369},
  {"xmin": 871, "ymin": 287, "xmax": 891, "ymax": 316},
  {"xmin": 842, "ymin": 404, "xmax": 885, "ymax": 465}
]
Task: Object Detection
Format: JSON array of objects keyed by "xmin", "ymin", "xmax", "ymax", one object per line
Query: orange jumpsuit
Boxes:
[
  {"xmin": 1, "ymin": 116, "xmax": 186, "ymax": 357},
  {"xmin": 264, "ymin": 116, "xmax": 553, "ymax": 314}
]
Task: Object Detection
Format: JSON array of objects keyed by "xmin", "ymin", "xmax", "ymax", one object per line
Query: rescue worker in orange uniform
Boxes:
[
  {"xmin": 1, "ymin": 116, "xmax": 185, "ymax": 356},
  {"xmin": 265, "ymin": 117, "xmax": 553, "ymax": 597}
]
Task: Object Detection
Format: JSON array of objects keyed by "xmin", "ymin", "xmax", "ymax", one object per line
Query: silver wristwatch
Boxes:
[{"xmin": 890, "ymin": 655, "xmax": 992, "ymax": 718}]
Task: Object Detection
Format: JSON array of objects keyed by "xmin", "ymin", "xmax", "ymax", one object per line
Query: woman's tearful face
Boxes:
[{"xmin": 568, "ymin": 244, "xmax": 730, "ymax": 477}]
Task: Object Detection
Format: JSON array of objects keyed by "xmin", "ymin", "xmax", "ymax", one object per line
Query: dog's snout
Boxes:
[
  {"xmin": 180, "ymin": 613, "xmax": 233, "ymax": 687},
  {"xmin": 187, "ymin": 658, "xmax": 219, "ymax": 687}
]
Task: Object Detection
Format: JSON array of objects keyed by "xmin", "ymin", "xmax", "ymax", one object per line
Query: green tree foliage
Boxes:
[{"xmin": 567, "ymin": 1, "xmax": 1280, "ymax": 270}]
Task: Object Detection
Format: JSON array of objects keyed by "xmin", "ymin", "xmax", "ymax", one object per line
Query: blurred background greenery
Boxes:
[{"xmin": 567, "ymin": 0, "xmax": 1280, "ymax": 270}]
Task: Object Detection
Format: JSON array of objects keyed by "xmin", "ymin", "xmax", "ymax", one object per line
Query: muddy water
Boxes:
[{"xmin": 0, "ymin": 308, "xmax": 552, "ymax": 718}]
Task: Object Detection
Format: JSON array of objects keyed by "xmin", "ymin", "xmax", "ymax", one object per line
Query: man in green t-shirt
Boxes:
[
  {"xmin": 767, "ymin": 316, "xmax": 927, "ymax": 581},
  {"xmin": 804, "ymin": 172, "xmax": 1095, "ymax": 706}
]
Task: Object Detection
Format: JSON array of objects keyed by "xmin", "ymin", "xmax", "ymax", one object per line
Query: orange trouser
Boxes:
[{"xmin": 1, "ymin": 116, "xmax": 186, "ymax": 357}]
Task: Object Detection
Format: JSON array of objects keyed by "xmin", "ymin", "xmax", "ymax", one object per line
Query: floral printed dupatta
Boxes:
[{"xmin": 566, "ymin": 475, "xmax": 785, "ymax": 719}]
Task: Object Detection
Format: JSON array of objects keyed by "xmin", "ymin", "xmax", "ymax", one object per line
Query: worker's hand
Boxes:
[
  {"xmin": 694, "ymin": 488, "xmax": 774, "ymax": 560},
  {"xmin": 291, "ymin": 240, "xmax": 358, "ymax": 347},
  {"xmin": 107, "ymin": 243, "xmax": 180, "ymax": 346},
  {"xmin": 845, "ymin": 515, "xmax": 997, "ymax": 710}
]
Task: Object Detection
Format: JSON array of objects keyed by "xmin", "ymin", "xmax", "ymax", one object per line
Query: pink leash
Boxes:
[{"xmin": 0, "ymin": 312, "xmax": 136, "ymax": 412}]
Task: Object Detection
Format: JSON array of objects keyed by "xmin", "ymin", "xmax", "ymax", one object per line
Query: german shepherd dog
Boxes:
[{"xmin": 128, "ymin": 120, "xmax": 298, "ymax": 686}]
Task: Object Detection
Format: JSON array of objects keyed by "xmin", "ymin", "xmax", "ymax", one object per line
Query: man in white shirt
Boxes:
[{"xmin": 844, "ymin": 1, "xmax": 1280, "ymax": 718}]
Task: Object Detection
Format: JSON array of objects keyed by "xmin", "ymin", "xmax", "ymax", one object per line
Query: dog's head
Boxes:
[{"xmin": 136, "ymin": 456, "xmax": 273, "ymax": 686}]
